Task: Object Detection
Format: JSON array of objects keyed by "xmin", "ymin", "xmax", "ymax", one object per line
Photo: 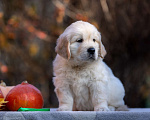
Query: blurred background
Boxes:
[{"xmin": 0, "ymin": 0, "xmax": 150, "ymax": 108}]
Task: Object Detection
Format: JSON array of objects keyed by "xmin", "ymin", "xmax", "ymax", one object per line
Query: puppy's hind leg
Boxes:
[
  {"xmin": 116, "ymin": 105, "xmax": 129, "ymax": 111},
  {"xmin": 110, "ymin": 99, "xmax": 128, "ymax": 111}
]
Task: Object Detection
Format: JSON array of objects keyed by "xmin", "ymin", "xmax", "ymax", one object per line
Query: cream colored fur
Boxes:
[{"xmin": 53, "ymin": 21, "xmax": 126, "ymax": 111}]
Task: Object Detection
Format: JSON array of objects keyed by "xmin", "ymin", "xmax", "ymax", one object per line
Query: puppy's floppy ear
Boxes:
[
  {"xmin": 55, "ymin": 35, "xmax": 71, "ymax": 60},
  {"xmin": 99, "ymin": 41, "xmax": 107, "ymax": 58},
  {"xmin": 98, "ymin": 32, "xmax": 107, "ymax": 58}
]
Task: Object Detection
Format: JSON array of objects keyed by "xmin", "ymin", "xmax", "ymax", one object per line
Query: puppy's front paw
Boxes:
[
  {"xmin": 57, "ymin": 106, "xmax": 72, "ymax": 111},
  {"xmin": 108, "ymin": 106, "xmax": 115, "ymax": 111},
  {"xmin": 94, "ymin": 106, "xmax": 110, "ymax": 111}
]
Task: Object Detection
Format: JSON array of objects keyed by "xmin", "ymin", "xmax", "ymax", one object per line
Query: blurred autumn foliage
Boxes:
[{"xmin": 0, "ymin": 0, "xmax": 150, "ymax": 108}]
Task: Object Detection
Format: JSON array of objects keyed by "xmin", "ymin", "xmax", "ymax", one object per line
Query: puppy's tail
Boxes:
[{"xmin": 116, "ymin": 105, "xmax": 129, "ymax": 111}]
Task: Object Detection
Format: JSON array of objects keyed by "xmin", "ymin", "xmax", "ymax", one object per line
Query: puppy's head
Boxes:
[{"xmin": 55, "ymin": 21, "xmax": 106, "ymax": 62}]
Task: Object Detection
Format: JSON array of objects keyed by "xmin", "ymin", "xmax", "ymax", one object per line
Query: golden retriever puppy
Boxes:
[{"xmin": 53, "ymin": 21, "xmax": 126, "ymax": 111}]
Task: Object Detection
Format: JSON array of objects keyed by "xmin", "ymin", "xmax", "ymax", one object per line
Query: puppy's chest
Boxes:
[
  {"xmin": 67, "ymin": 68, "xmax": 95, "ymax": 96},
  {"xmin": 67, "ymin": 68, "xmax": 95, "ymax": 85}
]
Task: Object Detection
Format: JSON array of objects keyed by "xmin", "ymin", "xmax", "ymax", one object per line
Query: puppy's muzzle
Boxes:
[
  {"xmin": 87, "ymin": 48, "xmax": 96, "ymax": 60},
  {"xmin": 87, "ymin": 48, "xmax": 95, "ymax": 55}
]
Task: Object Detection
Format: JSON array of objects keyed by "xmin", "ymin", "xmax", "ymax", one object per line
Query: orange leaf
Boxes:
[
  {"xmin": 0, "ymin": 65, "xmax": 8, "ymax": 73},
  {"xmin": 36, "ymin": 31, "xmax": 47, "ymax": 39}
]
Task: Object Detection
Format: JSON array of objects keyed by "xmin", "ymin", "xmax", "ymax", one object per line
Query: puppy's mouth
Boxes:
[
  {"xmin": 88, "ymin": 54, "xmax": 96, "ymax": 60},
  {"xmin": 79, "ymin": 51, "xmax": 97, "ymax": 61},
  {"xmin": 79, "ymin": 54, "xmax": 96, "ymax": 61}
]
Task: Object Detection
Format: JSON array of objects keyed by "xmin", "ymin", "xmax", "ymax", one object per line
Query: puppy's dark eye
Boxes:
[
  {"xmin": 76, "ymin": 39, "xmax": 83, "ymax": 43},
  {"xmin": 93, "ymin": 39, "xmax": 96, "ymax": 42}
]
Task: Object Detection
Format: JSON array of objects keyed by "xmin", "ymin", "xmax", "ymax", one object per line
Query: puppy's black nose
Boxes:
[{"xmin": 87, "ymin": 48, "xmax": 95, "ymax": 54}]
